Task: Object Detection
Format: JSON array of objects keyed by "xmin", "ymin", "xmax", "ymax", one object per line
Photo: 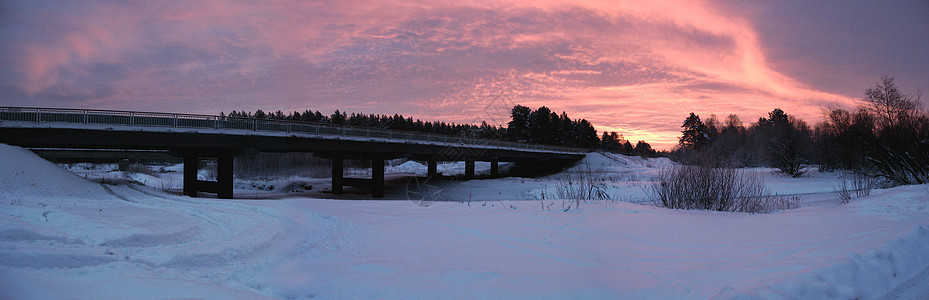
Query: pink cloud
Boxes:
[{"xmin": 4, "ymin": 0, "xmax": 918, "ymax": 150}]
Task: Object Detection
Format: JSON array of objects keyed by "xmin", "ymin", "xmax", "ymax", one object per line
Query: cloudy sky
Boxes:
[{"xmin": 1, "ymin": 1, "xmax": 927, "ymax": 149}]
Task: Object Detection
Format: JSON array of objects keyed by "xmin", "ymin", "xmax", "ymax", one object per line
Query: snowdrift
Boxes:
[{"xmin": 0, "ymin": 143, "xmax": 107, "ymax": 203}]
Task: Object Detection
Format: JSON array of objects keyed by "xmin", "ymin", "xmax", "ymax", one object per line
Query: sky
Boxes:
[{"xmin": 1, "ymin": 1, "xmax": 927, "ymax": 149}]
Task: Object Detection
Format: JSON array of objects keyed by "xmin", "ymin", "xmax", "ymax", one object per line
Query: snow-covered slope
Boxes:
[
  {"xmin": 1, "ymin": 145, "xmax": 928, "ymax": 298},
  {"xmin": 0, "ymin": 144, "xmax": 279, "ymax": 298},
  {"xmin": 0, "ymin": 144, "xmax": 106, "ymax": 202}
]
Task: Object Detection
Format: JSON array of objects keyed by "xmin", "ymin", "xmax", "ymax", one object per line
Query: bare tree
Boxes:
[
  {"xmin": 864, "ymin": 76, "xmax": 918, "ymax": 129},
  {"xmin": 821, "ymin": 76, "xmax": 929, "ymax": 185}
]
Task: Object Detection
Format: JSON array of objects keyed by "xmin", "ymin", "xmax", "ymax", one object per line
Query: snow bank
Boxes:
[
  {"xmin": 761, "ymin": 224, "xmax": 929, "ymax": 299},
  {"xmin": 724, "ymin": 184, "xmax": 929, "ymax": 298},
  {"xmin": 386, "ymin": 160, "xmax": 427, "ymax": 174},
  {"xmin": 0, "ymin": 143, "xmax": 107, "ymax": 203}
]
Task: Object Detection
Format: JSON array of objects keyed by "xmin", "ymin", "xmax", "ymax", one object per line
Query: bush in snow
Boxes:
[
  {"xmin": 126, "ymin": 163, "xmax": 157, "ymax": 176},
  {"xmin": 555, "ymin": 162, "xmax": 610, "ymax": 209},
  {"xmin": 649, "ymin": 165, "xmax": 801, "ymax": 213},
  {"xmin": 834, "ymin": 172, "xmax": 877, "ymax": 204}
]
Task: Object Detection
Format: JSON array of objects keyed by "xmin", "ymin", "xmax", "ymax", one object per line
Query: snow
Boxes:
[{"xmin": 2, "ymin": 144, "xmax": 928, "ymax": 298}]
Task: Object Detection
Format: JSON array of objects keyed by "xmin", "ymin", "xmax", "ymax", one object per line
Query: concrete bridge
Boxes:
[{"xmin": 0, "ymin": 107, "xmax": 586, "ymax": 198}]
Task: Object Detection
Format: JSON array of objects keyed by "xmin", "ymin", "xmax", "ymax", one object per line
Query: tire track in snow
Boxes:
[
  {"xmin": 361, "ymin": 212, "xmax": 598, "ymax": 267},
  {"xmin": 2, "ymin": 182, "xmax": 283, "ymax": 292},
  {"xmin": 103, "ymin": 185, "xmax": 282, "ymax": 268}
]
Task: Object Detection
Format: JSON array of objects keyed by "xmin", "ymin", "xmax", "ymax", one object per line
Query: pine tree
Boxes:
[
  {"xmin": 621, "ymin": 140, "xmax": 634, "ymax": 154},
  {"xmin": 575, "ymin": 119, "xmax": 599, "ymax": 149},
  {"xmin": 601, "ymin": 131, "xmax": 621, "ymax": 152},
  {"xmin": 507, "ymin": 105, "xmax": 531, "ymax": 142},
  {"xmin": 762, "ymin": 108, "xmax": 789, "ymax": 126},
  {"xmin": 634, "ymin": 141, "xmax": 655, "ymax": 157},
  {"xmin": 331, "ymin": 110, "xmax": 346, "ymax": 125},
  {"xmin": 680, "ymin": 112, "xmax": 709, "ymax": 150},
  {"xmin": 529, "ymin": 106, "xmax": 553, "ymax": 144}
]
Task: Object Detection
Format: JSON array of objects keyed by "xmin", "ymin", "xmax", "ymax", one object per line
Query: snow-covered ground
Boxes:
[{"xmin": 1, "ymin": 143, "xmax": 928, "ymax": 298}]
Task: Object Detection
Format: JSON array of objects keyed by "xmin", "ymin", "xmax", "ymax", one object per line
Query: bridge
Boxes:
[{"xmin": 0, "ymin": 107, "xmax": 586, "ymax": 198}]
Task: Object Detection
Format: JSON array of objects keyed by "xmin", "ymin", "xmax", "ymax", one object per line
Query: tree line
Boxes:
[
  {"xmin": 506, "ymin": 105, "xmax": 656, "ymax": 156},
  {"xmin": 673, "ymin": 76, "xmax": 927, "ymax": 186},
  {"xmin": 222, "ymin": 105, "xmax": 656, "ymax": 154},
  {"xmin": 224, "ymin": 109, "xmax": 508, "ymax": 140}
]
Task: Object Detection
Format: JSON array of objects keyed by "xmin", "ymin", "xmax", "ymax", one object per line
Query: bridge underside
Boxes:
[
  {"xmin": 1, "ymin": 127, "xmax": 584, "ymax": 199},
  {"xmin": 318, "ymin": 154, "xmax": 509, "ymax": 198}
]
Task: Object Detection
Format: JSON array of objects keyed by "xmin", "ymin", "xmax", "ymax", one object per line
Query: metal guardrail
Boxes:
[{"xmin": 0, "ymin": 107, "xmax": 586, "ymax": 154}]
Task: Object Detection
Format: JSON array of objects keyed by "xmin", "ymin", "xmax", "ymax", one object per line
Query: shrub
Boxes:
[
  {"xmin": 834, "ymin": 172, "xmax": 877, "ymax": 204},
  {"xmin": 555, "ymin": 162, "xmax": 610, "ymax": 209},
  {"xmin": 649, "ymin": 165, "xmax": 801, "ymax": 213},
  {"xmin": 126, "ymin": 163, "xmax": 156, "ymax": 176}
]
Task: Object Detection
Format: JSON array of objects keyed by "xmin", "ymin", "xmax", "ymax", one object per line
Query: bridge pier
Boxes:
[
  {"xmin": 330, "ymin": 156, "xmax": 385, "ymax": 198},
  {"xmin": 465, "ymin": 160, "xmax": 475, "ymax": 178},
  {"xmin": 182, "ymin": 153, "xmax": 234, "ymax": 199},
  {"xmin": 372, "ymin": 158, "xmax": 384, "ymax": 198},
  {"xmin": 118, "ymin": 159, "xmax": 130, "ymax": 171},
  {"xmin": 490, "ymin": 160, "xmax": 499, "ymax": 177},
  {"xmin": 331, "ymin": 157, "xmax": 344, "ymax": 194},
  {"xmin": 183, "ymin": 156, "xmax": 197, "ymax": 197},
  {"xmin": 427, "ymin": 159, "xmax": 437, "ymax": 177},
  {"xmin": 217, "ymin": 155, "xmax": 233, "ymax": 199}
]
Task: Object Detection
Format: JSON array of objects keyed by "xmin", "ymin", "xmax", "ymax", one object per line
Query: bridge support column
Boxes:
[
  {"xmin": 465, "ymin": 160, "xmax": 475, "ymax": 178},
  {"xmin": 490, "ymin": 160, "xmax": 499, "ymax": 177},
  {"xmin": 427, "ymin": 159, "xmax": 437, "ymax": 177},
  {"xmin": 217, "ymin": 155, "xmax": 234, "ymax": 199},
  {"xmin": 331, "ymin": 158, "xmax": 344, "ymax": 194},
  {"xmin": 118, "ymin": 159, "xmax": 130, "ymax": 171},
  {"xmin": 182, "ymin": 153, "xmax": 235, "ymax": 199},
  {"xmin": 329, "ymin": 157, "xmax": 384, "ymax": 198},
  {"xmin": 183, "ymin": 155, "xmax": 198, "ymax": 197},
  {"xmin": 372, "ymin": 158, "xmax": 384, "ymax": 198}
]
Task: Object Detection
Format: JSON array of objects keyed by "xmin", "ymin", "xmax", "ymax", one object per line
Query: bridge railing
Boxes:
[{"xmin": 0, "ymin": 107, "xmax": 586, "ymax": 154}]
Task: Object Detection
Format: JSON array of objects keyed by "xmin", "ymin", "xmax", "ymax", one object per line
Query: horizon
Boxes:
[{"xmin": 1, "ymin": 1, "xmax": 927, "ymax": 150}]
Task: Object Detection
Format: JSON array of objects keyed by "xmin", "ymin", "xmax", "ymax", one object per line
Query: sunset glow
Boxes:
[{"xmin": 1, "ymin": 1, "xmax": 927, "ymax": 149}]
